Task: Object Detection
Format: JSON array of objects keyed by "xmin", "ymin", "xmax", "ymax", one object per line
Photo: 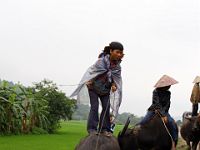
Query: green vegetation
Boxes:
[
  {"xmin": 0, "ymin": 121, "xmax": 122, "ymax": 150},
  {"xmin": 0, "ymin": 121, "xmax": 188, "ymax": 150},
  {"xmin": 0, "ymin": 79, "xmax": 75, "ymax": 135},
  {"xmin": 0, "ymin": 121, "xmax": 87, "ymax": 150}
]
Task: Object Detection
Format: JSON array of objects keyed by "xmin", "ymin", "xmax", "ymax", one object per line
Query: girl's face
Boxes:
[{"xmin": 110, "ymin": 49, "xmax": 124, "ymax": 61}]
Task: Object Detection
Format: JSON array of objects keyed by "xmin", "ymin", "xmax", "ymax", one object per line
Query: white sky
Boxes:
[{"xmin": 0, "ymin": 0, "xmax": 200, "ymax": 117}]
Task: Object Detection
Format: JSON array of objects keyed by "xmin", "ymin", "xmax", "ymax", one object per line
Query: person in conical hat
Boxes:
[
  {"xmin": 193, "ymin": 76, "xmax": 200, "ymax": 84},
  {"xmin": 190, "ymin": 76, "xmax": 200, "ymax": 116},
  {"xmin": 154, "ymin": 75, "xmax": 178, "ymax": 88},
  {"xmin": 137, "ymin": 75, "xmax": 178, "ymax": 145}
]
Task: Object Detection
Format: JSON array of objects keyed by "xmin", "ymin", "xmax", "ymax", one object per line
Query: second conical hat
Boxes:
[
  {"xmin": 154, "ymin": 75, "xmax": 178, "ymax": 88},
  {"xmin": 193, "ymin": 76, "xmax": 200, "ymax": 83}
]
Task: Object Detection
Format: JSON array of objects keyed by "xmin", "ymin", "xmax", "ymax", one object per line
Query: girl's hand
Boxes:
[
  {"xmin": 86, "ymin": 80, "xmax": 93, "ymax": 88},
  {"xmin": 111, "ymin": 84, "xmax": 117, "ymax": 92}
]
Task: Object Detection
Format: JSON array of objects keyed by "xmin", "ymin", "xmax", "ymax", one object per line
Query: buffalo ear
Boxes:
[
  {"xmin": 185, "ymin": 117, "xmax": 192, "ymax": 121},
  {"xmin": 120, "ymin": 117, "xmax": 130, "ymax": 136},
  {"xmin": 118, "ymin": 131, "xmax": 122, "ymax": 137}
]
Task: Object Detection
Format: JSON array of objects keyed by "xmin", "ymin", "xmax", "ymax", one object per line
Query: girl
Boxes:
[{"xmin": 71, "ymin": 42, "xmax": 124, "ymax": 136}]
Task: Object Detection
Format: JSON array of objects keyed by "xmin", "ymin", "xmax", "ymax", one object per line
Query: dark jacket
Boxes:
[{"xmin": 148, "ymin": 89, "xmax": 171, "ymax": 115}]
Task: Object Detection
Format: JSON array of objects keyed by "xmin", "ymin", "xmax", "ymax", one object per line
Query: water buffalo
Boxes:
[
  {"xmin": 180, "ymin": 112, "xmax": 200, "ymax": 150},
  {"xmin": 118, "ymin": 114, "xmax": 178, "ymax": 150},
  {"xmin": 75, "ymin": 134, "xmax": 120, "ymax": 150}
]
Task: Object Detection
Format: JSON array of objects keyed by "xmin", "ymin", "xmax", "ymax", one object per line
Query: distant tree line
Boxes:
[{"xmin": 72, "ymin": 104, "xmax": 142, "ymax": 126}]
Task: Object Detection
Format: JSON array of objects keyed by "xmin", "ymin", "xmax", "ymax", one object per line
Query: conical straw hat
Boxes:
[
  {"xmin": 193, "ymin": 76, "xmax": 200, "ymax": 83},
  {"xmin": 154, "ymin": 75, "xmax": 178, "ymax": 88}
]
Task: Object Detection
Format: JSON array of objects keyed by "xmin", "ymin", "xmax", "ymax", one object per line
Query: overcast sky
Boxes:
[{"xmin": 0, "ymin": 0, "xmax": 200, "ymax": 117}]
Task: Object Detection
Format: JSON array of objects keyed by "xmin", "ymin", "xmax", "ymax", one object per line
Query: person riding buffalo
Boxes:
[{"xmin": 137, "ymin": 75, "xmax": 178, "ymax": 148}]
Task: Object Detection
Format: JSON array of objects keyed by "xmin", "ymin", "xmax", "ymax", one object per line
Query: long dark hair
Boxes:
[{"xmin": 98, "ymin": 42, "xmax": 124, "ymax": 58}]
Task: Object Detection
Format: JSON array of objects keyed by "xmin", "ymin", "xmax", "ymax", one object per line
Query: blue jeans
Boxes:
[
  {"xmin": 87, "ymin": 89, "xmax": 111, "ymax": 133},
  {"xmin": 139, "ymin": 111, "xmax": 155, "ymax": 125},
  {"xmin": 139, "ymin": 111, "xmax": 178, "ymax": 141},
  {"xmin": 166, "ymin": 113, "xmax": 178, "ymax": 142}
]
